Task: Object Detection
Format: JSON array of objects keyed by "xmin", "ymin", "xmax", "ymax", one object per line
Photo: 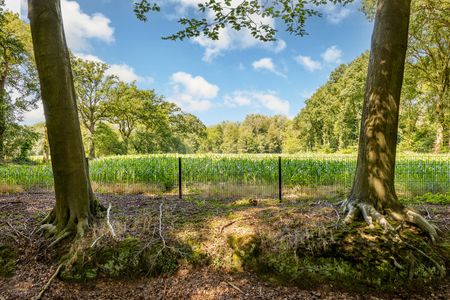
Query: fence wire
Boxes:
[{"xmin": 0, "ymin": 154, "xmax": 449, "ymax": 199}]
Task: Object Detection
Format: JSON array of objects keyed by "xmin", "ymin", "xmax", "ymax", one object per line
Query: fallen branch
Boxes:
[
  {"xmin": 33, "ymin": 263, "xmax": 63, "ymax": 300},
  {"xmin": 90, "ymin": 234, "xmax": 104, "ymax": 248},
  {"xmin": 5, "ymin": 220, "xmax": 29, "ymax": 240},
  {"xmin": 159, "ymin": 202, "xmax": 166, "ymax": 248},
  {"xmin": 107, "ymin": 203, "xmax": 116, "ymax": 238},
  {"xmin": 220, "ymin": 217, "xmax": 251, "ymax": 233},
  {"xmin": 404, "ymin": 242, "xmax": 446, "ymax": 277},
  {"xmin": 326, "ymin": 202, "xmax": 341, "ymax": 228},
  {"xmin": 225, "ymin": 281, "xmax": 245, "ymax": 294}
]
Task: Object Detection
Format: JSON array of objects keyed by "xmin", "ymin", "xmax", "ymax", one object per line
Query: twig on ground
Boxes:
[
  {"xmin": 220, "ymin": 217, "xmax": 251, "ymax": 233},
  {"xmin": 405, "ymin": 242, "xmax": 446, "ymax": 277},
  {"xmin": 90, "ymin": 234, "xmax": 104, "ymax": 248},
  {"xmin": 225, "ymin": 281, "xmax": 245, "ymax": 294},
  {"xmin": 326, "ymin": 203, "xmax": 341, "ymax": 228},
  {"xmin": 159, "ymin": 202, "xmax": 166, "ymax": 248},
  {"xmin": 33, "ymin": 263, "xmax": 63, "ymax": 300},
  {"xmin": 5, "ymin": 220, "xmax": 30, "ymax": 242},
  {"xmin": 107, "ymin": 203, "xmax": 116, "ymax": 238},
  {"xmin": 424, "ymin": 206, "xmax": 432, "ymax": 219}
]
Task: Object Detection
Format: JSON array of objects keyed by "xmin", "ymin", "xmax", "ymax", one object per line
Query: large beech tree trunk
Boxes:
[
  {"xmin": 28, "ymin": 0, "xmax": 100, "ymax": 238},
  {"xmin": 343, "ymin": 0, "xmax": 437, "ymax": 240}
]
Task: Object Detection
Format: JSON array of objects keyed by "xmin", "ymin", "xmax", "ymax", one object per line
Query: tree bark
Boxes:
[
  {"xmin": 349, "ymin": 0, "xmax": 410, "ymax": 212},
  {"xmin": 343, "ymin": 0, "xmax": 437, "ymax": 240},
  {"xmin": 433, "ymin": 94, "xmax": 446, "ymax": 154},
  {"xmin": 28, "ymin": 0, "xmax": 101, "ymax": 238},
  {"xmin": 0, "ymin": 75, "xmax": 6, "ymax": 163},
  {"xmin": 88, "ymin": 124, "xmax": 96, "ymax": 159}
]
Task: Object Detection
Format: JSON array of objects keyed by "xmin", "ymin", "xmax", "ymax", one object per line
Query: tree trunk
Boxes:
[
  {"xmin": 43, "ymin": 125, "xmax": 50, "ymax": 163},
  {"xmin": 343, "ymin": 0, "xmax": 437, "ymax": 240},
  {"xmin": 0, "ymin": 75, "xmax": 6, "ymax": 163},
  {"xmin": 28, "ymin": 0, "xmax": 101, "ymax": 239},
  {"xmin": 433, "ymin": 94, "xmax": 446, "ymax": 154},
  {"xmin": 88, "ymin": 125, "xmax": 96, "ymax": 159}
]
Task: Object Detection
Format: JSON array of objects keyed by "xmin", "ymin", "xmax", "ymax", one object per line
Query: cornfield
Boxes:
[{"xmin": 0, "ymin": 153, "xmax": 449, "ymax": 198}]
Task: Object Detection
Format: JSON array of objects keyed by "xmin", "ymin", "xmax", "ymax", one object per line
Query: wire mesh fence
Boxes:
[{"xmin": 0, "ymin": 154, "xmax": 449, "ymax": 199}]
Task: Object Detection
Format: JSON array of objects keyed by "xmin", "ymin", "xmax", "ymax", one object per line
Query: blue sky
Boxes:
[{"xmin": 6, "ymin": 0, "xmax": 373, "ymax": 126}]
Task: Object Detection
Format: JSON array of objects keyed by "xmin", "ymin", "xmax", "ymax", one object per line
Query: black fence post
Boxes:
[
  {"xmin": 278, "ymin": 156, "xmax": 282, "ymax": 202},
  {"xmin": 178, "ymin": 157, "xmax": 182, "ymax": 199}
]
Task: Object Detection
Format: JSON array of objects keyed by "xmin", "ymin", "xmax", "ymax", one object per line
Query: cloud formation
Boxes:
[
  {"xmin": 294, "ymin": 55, "xmax": 322, "ymax": 71},
  {"xmin": 252, "ymin": 58, "xmax": 286, "ymax": 78},
  {"xmin": 61, "ymin": 0, "xmax": 115, "ymax": 51},
  {"xmin": 321, "ymin": 45, "xmax": 342, "ymax": 64},
  {"xmin": 171, "ymin": 0, "xmax": 286, "ymax": 62},
  {"xmin": 75, "ymin": 53, "xmax": 153, "ymax": 84},
  {"xmin": 294, "ymin": 45, "xmax": 343, "ymax": 71},
  {"xmin": 225, "ymin": 90, "xmax": 289, "ymax": 115},
  {"xmin": 170, "ymin": 72, "xmax": 219, "ymax": 112}
]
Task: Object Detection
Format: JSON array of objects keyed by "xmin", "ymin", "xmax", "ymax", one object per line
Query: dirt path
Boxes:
[{"xmin": 1, "ymin": 193, "xmax": 449, "ymax": 300}]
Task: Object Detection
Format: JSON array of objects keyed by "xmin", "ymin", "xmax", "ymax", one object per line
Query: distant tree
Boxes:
[
  {"xmin": 407, "ymin": 0, "xmax": 449, "ymax": 153},
  {"xmin": 106, "ymin": 82, "xmax": 145, "ymax": 152},
  {"xmin": 220, "ymin": 122, "xmax": 240, "ymax": 153},
  {"xmin": 72, "ymin": 57, "xmax": 117, "ymax": 158},
  {"xmin": 0, "ymin": 5, "xmax": 39, "ymax": 162},
  {"xmin": 93, "ymin": 122, "xmax": 126, "ymax": 156},
  {"xmin": 3, "ymin": 124, "xmax": 38, "ymax": 162}
]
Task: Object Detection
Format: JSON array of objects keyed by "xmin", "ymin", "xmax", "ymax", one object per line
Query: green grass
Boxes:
[{"xmin": 0, "ymin": 153, "xmax": 449, "ymax": 197}]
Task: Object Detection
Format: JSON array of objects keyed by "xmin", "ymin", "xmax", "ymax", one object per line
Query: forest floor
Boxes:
[{"xmin": 0, "ymin": 192, "xmax": 449, "ymax": 300}]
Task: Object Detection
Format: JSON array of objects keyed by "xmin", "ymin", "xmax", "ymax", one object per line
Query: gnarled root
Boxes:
[
  {"xmin": 342, "ymin": 198, "xmax": 439, "ymax": 243},
  {"xmin": 39, "ymin": 211, "xmax": 91, "ymax": 247}
]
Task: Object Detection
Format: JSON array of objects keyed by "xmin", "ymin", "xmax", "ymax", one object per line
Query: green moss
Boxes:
[
  {"xmin": 60, "ymin": 237, "xmax": 201, "ymax": 282},
  {"xmin": 223, "ymin": 224, "xmax": 448, "ymax": 292},
  {"xmin": 0, "ymin": 245, "xmax": 19, "ymax": 277}
]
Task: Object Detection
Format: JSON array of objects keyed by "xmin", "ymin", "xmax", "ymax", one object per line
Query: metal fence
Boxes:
[{"xmin": 0, "ymin": 154, "xmax": 449, "ymax": 199}]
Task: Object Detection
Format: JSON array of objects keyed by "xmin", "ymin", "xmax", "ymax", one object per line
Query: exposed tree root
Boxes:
[
  {"xmin": 33, "ymin": 263, "xmax": 63, "ymax": 300},
  {"xmin": 342, "ymin": 198, "xmax": 439, "ymax": 243}
]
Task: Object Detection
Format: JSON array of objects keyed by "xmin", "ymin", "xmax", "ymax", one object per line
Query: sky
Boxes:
[{"xmin": 5, "ymin": 0, "xmax": 374, "ymax": 126}]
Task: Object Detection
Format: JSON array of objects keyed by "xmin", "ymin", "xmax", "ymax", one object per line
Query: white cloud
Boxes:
[
  {"xmin": 294, "ymin": 45, "xmax": 344, "ymax": 71},
  {"xmin": 271, "ymin": 39, "xmax": 287, "ymax": 53},
  {"xmin": 169, "ymin": 72, "xmax": 219, "ymax": 112},
  {"xmin": 321, "ymin": 3, "xmax": 353, "ymax": 24},
  {"xmin": 294, "ymin": 55, "xmax": 322, "ymax": 72},
  {"xmin": 75, "ymin": 53, "xmax": 104, "ymax": 63},
  {"xmin": 169, "ymin": 0, "xmax": 281, "ymax": 62},
  {"xmin": 4, "ymin": 0, "xmax": 21, "ymax": 15},
  {"xmin": 252, "ymin": 58, "xmax": 286, "ymax": 78},
  {"xmin": 61, "ymin": 0, "xmax": 114, "ymax": 51},
  {"xmin": 106, "ymin": 64, "xmax": 140, "ymax": 83},
  {"xmin": 75, "ymin": 53, "xmax": 153, "ymax": 84},
  {"xmin": 321, "ymin": 45, "xmax": 342, "ymax": 64},
  {"xmin": 224, "ymin": 91, "xmax": 289, "ymax": 115}
]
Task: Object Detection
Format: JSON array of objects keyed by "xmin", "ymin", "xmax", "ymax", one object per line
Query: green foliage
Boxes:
[
  {"xmin": 93, "ymin": 123, "xmax": 127, "ymax": 156},
  {"xmin": 225, "ymin": 224, "xmax": 448, "ymax": 291},
  {"xmin": 3, "ymin": 124, "xmax": 39, "ymax": 162},
  {"xmin": 134, "ymin": 1, "xmax": 354, "ymax": 41},
  {"xmin": 401, "ymin": 193, "xmax": 450, "ymax": 205},
  {"xmin": 201, "ymin": 114, "xmax": 288, "ymax": 153},
  {"xmin": 61, "ymin": 237, "xmax": 194, "ymax": 282},
  {"xmin": 0, "ymin": 244, "xmax": 18, "ymax": 277}
]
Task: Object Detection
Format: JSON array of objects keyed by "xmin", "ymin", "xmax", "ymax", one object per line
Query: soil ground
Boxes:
[{"xmin": 0, "ymin": 193, "xmax": 449, "ymax": 300}]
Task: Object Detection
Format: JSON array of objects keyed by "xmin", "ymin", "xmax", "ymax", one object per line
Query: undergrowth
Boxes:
[{"xmin": 47, "ymin": 196, "xmax": 450, "ymax": 292}]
